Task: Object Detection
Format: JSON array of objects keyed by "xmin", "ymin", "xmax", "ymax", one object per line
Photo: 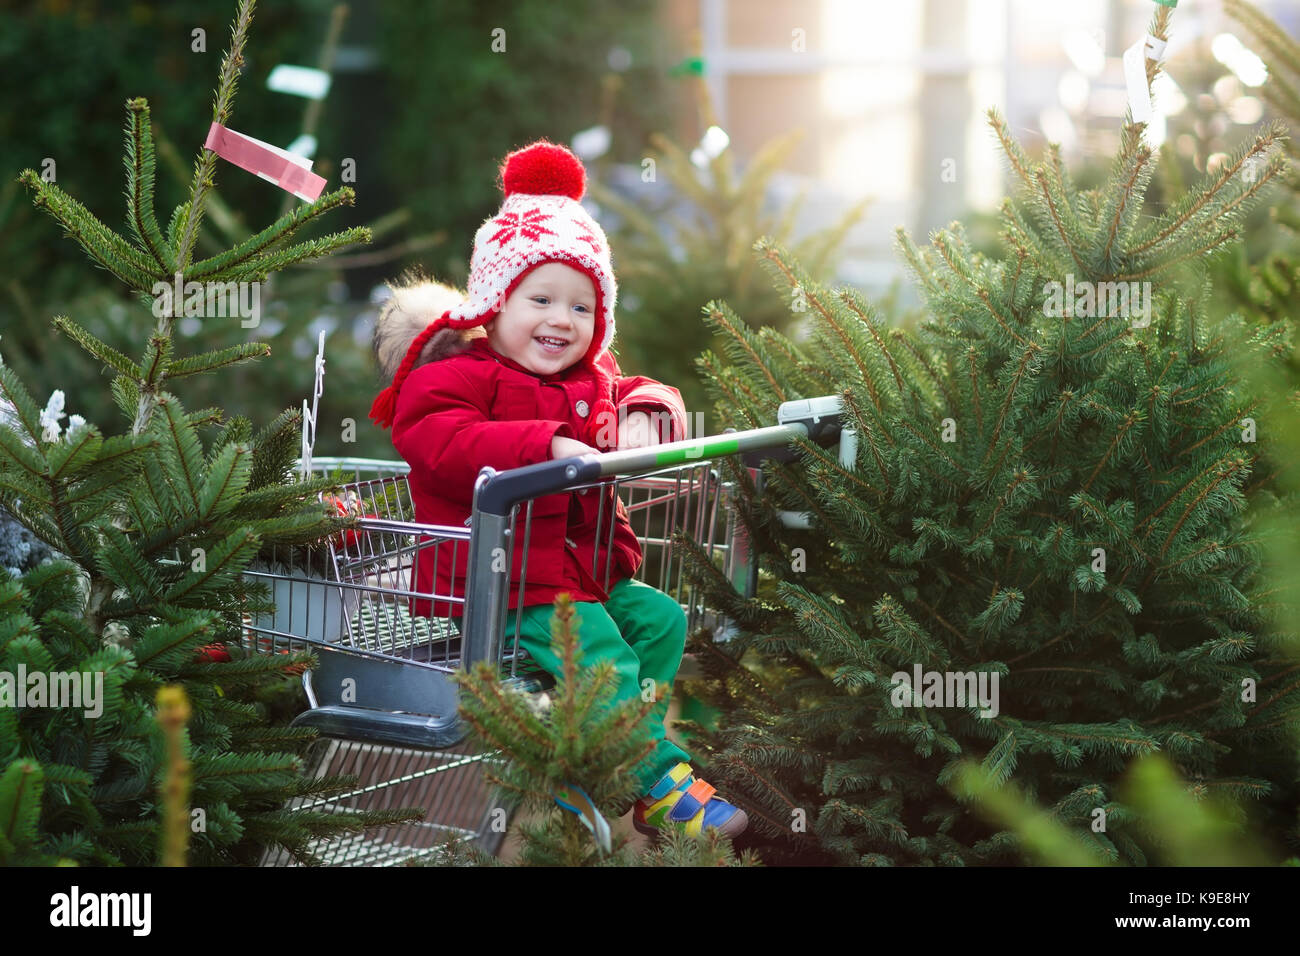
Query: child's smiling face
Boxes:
[{"xmin": 484, "ymin": 261, "xmax": 596, "ymax": 376}]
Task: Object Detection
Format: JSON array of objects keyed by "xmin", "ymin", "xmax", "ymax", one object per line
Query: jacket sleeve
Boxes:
[
  {"xmin": 604, "ymin": 352, "xmax": 689, "ymax": 442},
  {"xmin": 391, "ymin": 362, "xmax": 576, "ymax": 507}
]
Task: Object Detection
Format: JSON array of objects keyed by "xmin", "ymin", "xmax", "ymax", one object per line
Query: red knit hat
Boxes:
[{"xmin": 370, "ymin": 140, "xmax": 618, "ymax": 434}]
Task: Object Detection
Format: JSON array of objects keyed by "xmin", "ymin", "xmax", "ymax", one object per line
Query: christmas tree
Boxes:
[
  {"xmin": 0, "ymin": 0, "xmax": 419, "ymax": 865},
  {"xmin": 0, "ymin": 2, "xmax": 376, "ymax": 465},
  {"xmin": 451, "ymin": 594, "xmax": 757, "ymax": 866},
  {"xmin": 675, "ymin": 3, "xmax": 1299, "ymax": 865}
]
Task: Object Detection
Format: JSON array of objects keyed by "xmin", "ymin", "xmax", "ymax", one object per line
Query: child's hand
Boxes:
[
  {"xmin": 551, "ymin": 435, "xmax": 598, "ymax": 459},
  {"xmin": 617, "ymin": 410, "xmax": 661, "ymax": 450}
]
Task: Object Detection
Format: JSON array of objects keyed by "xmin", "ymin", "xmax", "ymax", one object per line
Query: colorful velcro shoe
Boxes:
[{"xmin": 633, "ymin": 762, "xmax": 748, "ymax": 839}]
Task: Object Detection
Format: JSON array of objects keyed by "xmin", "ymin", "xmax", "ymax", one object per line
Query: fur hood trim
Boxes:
[{"xmin": 371, "ymin": 268, "xmax": 487, "ymax": 382}]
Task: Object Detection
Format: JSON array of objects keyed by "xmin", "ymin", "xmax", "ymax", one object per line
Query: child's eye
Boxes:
[
  {"xmin": 532, "ymin": 296, "xmax": 549, "ymax": 305},
  {"xmin": 574, "ymin": 304, "xmax": 590, "ymax": 313}
]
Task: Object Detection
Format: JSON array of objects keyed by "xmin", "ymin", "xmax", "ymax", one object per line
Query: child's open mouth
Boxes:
[{"xmin": 535, "ymin": 336, "xmax": 569, "ymax": 353}]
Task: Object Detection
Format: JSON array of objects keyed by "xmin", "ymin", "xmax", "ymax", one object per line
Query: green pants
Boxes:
[{"xmin": 502, "ymin": 577, "xmax": 691, "ymax": 796}]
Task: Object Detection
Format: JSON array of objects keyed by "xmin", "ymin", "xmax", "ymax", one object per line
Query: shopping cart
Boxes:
[{"xmin": 245, "ymin": 396, "xmax": 846, "ymax": 865}]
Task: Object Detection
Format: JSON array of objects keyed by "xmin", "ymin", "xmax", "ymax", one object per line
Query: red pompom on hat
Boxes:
[
  {"xmin": 500, "ymin": 140, "xmax": 586, "ymax": 201},
  {"xmin": 369, "ymin": 139, "xmax": 618, "ymax": 431}
]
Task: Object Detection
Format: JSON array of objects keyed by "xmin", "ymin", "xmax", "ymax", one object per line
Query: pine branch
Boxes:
[
  {"xmin": 164, "ymin": 342, "xmax": 271, "ymax": 380},
  {"xmin": 893, "ymin": 332, "xmax": 956, "ymax": 413},
  {"xmin": 0, "ymin": 390, "xmax": 49, "ymax": 475},
  {"xmin": 932, "ymin": 229, "xmax": 1030, "ymax": 348},
  {"xmin": 123, "ymin": 98, "xmax": 173, "ymax": 272},
  {"xmin": 162, "ymin": 527, "xmax": 261, "ymax": 604},
  {"xmin": 760, "ymin": 238, "xmax": 902, "ymax": 407},
  {"xmin": 173, "ymin": 0, "xmax": 257, "ymax": 272},
  {"xmin": 893, "ymin": 421, "xmax": 966, "ymax": 493},
  {"xmin": 1096, "ymin": 137, "xmax": 1154, "ymax": 267},
  {"xmin": 186, "ymin": 187, "xmax": 361, "ymax": 281},
  {"xmin": 1114, "ymin": 229, "xmax": 1241, "ymax": 281},
  {"xmin": 700, "ymin": 299, "xmax": 788, "ymax": 405},
  {"xmin": 1128, "ymin": 125, "xmax": 1288, "ymax": 258},
  {"xmin": 53, "ymin": 319, "xmax": 146, "ymax": 389},
  {"xmin": 92, "ymin": 524, "xmax": 165, "ymax": 598},
  {"xmin": 140, "ymin": 331, "xmax": 175, "ymax": 389},
  {"xmin": 757, "ymin": 327, "xmax": 827, "ymax": 394},
  {"xmin": 16, "ymin": 170, "xmax": 160, "ymax": 290},
  {"xmin": 1156, "ymin": 456, "xmax": 1250, "ymax": 565},
  {"xmin": 835, "ymin": 287, "xmax": 905, "ymax": 393},
  {"xmin": 1034, "ymin": 167, "xmax": 1087, "ymax": 273},
  {"xmin": 248, "ymin": 406, "xmax": 303, "ymax": 491},
  {"xmin": 694, "ymin": 355, "xmax": 765, "ymax": 429},
  {"xmin": 985, "ymin": 107, "xmax": 1035, "ymax": 191},
  {"xmin": 979, "ymin": 341, "xmax": 1043, "ymax": 472},
  {"xmin": 197, "ymin": 439, "xmax": 253, "ymax": 522},
  {"xmin": 229, "ymin": 225, "xmax": 371, "ymax": 279},
  {"xmin": 150, "ymin": 393, "xmax": 208, "ymax": 514},
  {"xmin": 997, "ymin": 198, "xmax": 1059, "ymax": 278}
]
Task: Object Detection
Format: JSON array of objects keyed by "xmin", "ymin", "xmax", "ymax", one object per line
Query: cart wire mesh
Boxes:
[{"xmin": 246, "ymin": 455, "xmax": 752, "ymax": 865}]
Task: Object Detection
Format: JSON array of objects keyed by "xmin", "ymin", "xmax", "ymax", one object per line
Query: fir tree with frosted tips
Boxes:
[{"xmin": 674, "ymin": 3, "xmax": 1299, "ymax": 865}]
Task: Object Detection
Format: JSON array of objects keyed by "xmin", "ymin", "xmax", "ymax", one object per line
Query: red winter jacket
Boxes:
[{"xmin": 390, "ymin": 337, "xmax": 687, "ymax": 619}]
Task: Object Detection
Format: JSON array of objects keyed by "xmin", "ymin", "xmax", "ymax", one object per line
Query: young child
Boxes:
[{"xmin": 368, "ymin": 140, "xmax": 747, "ymax": 839}]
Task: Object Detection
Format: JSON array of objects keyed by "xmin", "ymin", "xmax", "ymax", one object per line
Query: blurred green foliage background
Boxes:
[{"xmin": 1, "ymin": 0, "xmax": 677, "ymax": 461}]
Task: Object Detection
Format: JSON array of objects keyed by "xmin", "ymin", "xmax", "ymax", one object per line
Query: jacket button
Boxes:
[{"xmin": 575, "ymin": 400, "xmax": 589, "ymax": 417}]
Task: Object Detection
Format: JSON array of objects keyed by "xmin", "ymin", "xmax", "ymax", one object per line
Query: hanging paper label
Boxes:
[
  {"xmin": 1123, "ymin": 38, "xmax": 1154, "ymax": 124},
  {"xmin": 203, "ymin": 122, "xmax": 327, "ymax": 202},
  {"xmin": 1144, "ymin": 34, "xmax": 1168, "ymax": 60}
]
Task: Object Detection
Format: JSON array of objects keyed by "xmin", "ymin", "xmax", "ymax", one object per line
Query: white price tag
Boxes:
[{"xmin": 1124, "ymin": 38, "xmax": 1153, "ymax": 124}]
